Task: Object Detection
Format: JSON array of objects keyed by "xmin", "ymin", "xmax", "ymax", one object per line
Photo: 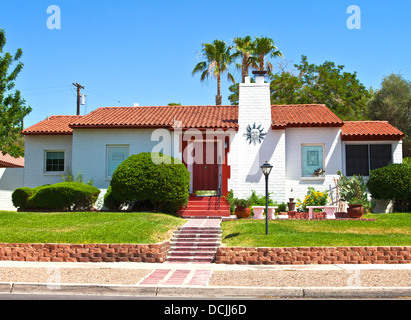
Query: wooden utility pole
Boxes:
[{"xmin": 72, "ymin": 83, "xmax": 85, "ymax": 115}]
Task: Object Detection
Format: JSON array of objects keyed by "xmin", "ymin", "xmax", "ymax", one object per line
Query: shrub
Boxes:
[
  {"xmin": 248, "ymin": 190, "xmax": 275, "ymax": 206},
  {"xmin": 276, "ymin": 202, "xmax": 288, "ymax": 213},
  {"xmin": 103, "ymin": 186, "xmax": 122, "ymax": 211},
  {"xmin": 297, "ymin": 187, "xmax": 329, "ymax": 212},
  {"xmin": 224, "ymin": 190, "xmax": 235, "ymax": 213},
  {"xmin": 26, "ymin": 182, "xmax": 100, "ymax": 211},
  {"xmin": 12, "ymin": 187, "xmax": 34, "ymax": 210},
  {"xmin": 108, "ymin": 152, "xmax": 190, "ymax": 214},
  {"xmin": 367, "ymin": 163, "xmax": 411, "ymax": 212},
  {"xmin": 12, "ymin": 185, "xmax": 50, "ymax": 210}
]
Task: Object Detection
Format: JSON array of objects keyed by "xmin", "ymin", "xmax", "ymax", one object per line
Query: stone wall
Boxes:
[
  {"xmin": 215, "ymin": 246, "xmax": 411, "ymax": 265},
  {"xmin": 0, "ymin": 242, "xmax": 170, "ymax": 263}
]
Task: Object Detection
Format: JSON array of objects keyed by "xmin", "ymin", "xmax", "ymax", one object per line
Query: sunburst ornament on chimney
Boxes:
[{"xmin": 246, "ymin": 123, "xmax": 267, "ymax": 145}]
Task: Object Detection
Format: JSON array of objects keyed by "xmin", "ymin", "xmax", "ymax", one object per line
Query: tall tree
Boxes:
[
  {"xmin": 253, "ymin": 36, "xmax": 283, "ymax": 72},
  {"xmin": 232, "ymin": 36, "xmax": 258, "ymax": 83},
  {"xmin": 229, "ymin": 55, "xmax": 371, "ymax": 121},
  {"xmin": 192, "ymin": 40, "xmax": 236, "ymax": 105},
  {"xmin": 367, "ymin": 73, "xmax": 411, "ymax": 157},
  {"xmin": 291, "ymin": 55, "xmax": 371, "ymax": 120},
  {"xmin": 0, "ymin": 29, "xmax": 31, "ymax": 157}
]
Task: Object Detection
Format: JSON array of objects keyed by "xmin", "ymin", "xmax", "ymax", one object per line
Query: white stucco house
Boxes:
[
  {"xmin": 21, "ymin": 74, "xmax": 404, "ymax": 216},
  {"xmin": 0, "ymin": 152, "xmax": 24, "ymax": 211}
]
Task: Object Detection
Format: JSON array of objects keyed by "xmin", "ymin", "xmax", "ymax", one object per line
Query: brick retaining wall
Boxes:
[
  {"xmin": 216, "ymin": 246, "xmax": 411, "ymax": 265},
  {"xmin": 0, "ymin": 242, "xmax": 170, "ymax": 263}
]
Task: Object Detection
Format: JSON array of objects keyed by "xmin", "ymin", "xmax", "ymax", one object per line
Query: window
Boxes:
[
  {"xmin": 45, "ymin": 151, "xmax": 65, "ymax": 172},
  {"xmin": 346, "ymin": 145, "xmax": 369, "ymax": 176},
  {"xmin": 302, "ymin": 145, "xmax": 324, "ymax": 177},
  {"xmin": 370, "ymin": 144, "xmax": 392, "ymax": 171},
  {"xmin": 346, "ymin": 144, "xmax": 392, "ymax": 176},
  {"xmin": 107, "ymin": 145, "xmax": 129, "ymax": 177}
]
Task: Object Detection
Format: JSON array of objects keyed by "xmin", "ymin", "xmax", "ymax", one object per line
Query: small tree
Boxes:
[{"xmin": 0, "ymin": 29, "xmax": 32, "ymax": 157}]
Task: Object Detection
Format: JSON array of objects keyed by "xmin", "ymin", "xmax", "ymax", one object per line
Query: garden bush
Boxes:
[
  {"xmin": 103, "ymin": 186, "xmax": 122, "ymax": 211},
  {"xmin": 297, "ymin": 187, "xmax": 329, "ymax": 212},
  {"xmin": 27, "ymin": 182, "xmax": 100, "ymax": 211},
  {"xmin": 13, "ymin": 183, "xmax": 100, "ymax": 211},
  {"xmin": 367, "ymin": 163, "xmax": 411, "ymax": 212},
  {"xmin": 12, "ymin": 187, "xmax": 35, "ymax": 210},
  {"xmin": 12, "ymin": 185, "xmax": 49, "ymax": 210},
  {"xmin": 107, "ymin": 152, "xmax": 190, "ymax": 214},
  {"xmin": 248, "ymin": 190, "xmax": 275, "ymax": 207}
]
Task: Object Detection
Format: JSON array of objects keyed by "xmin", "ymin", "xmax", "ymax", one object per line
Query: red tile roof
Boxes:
[
  {"xmin": 271, "ymin": 104, "xmax": 344, "ymax": 128},
  {"xmin": 22, "ymin": 116, "xmax": 83, "ymax": 135},
  {"xmin": 0, "ymin": 153, "xmax": 24, "ymax": 168},
  {"xmin": 21, "ymin": 106, "xmax": 404, "ymax": 143},
  {"xmin": 341, "ymin": 121, "xmax": 405, "ymax": 141},
  {"xmin": 69, "ymin": 105, "xmax": 239, "ymax": 130}
]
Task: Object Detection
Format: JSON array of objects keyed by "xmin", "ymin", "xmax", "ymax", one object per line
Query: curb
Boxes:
[{"xmin": 1, "ymin": 282, "xmax": 410, "ymax": 298}]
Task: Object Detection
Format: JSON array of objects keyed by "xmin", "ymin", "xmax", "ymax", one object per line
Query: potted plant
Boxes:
[
  {"xmin": 337, "ymin": 172, "xmax": 370, "ymax": 218},
  {"xmin": 233, "ymin": 198, "xmax": 251, "ymax": 219},
  {"xmin": 347, "ymin": 197, "xmax": 364, "ymax": 218}
]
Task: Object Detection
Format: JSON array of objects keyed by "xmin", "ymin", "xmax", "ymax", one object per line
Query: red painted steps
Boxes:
[
  {"xmin": 178, "ymin": 196, "xmax": 231, "ymax": 218},
  {"xmin": 166, "ymin": 224, "xmax": 222, "ymax": 263}
]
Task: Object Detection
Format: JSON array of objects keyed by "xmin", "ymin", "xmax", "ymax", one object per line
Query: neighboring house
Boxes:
[
  {"xmin": 21, "ymin": 74, "xmax": 404, "ymax": 214},
  {"xmin": 0, "ymin": 152, "xmax": 24, "ymax": 211}
]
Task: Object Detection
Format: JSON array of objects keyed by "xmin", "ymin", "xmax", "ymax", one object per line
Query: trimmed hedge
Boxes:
[
  {"xmin": 12, "ymin": 182, "xmax": 100, "ymax": 211},
  {"xmin": 367, "ymin": 163, "xmax": 411, "ymax": 212},
  {"xmin": 106, "ymin": 152, "xmax": 190, "ymax": 214}
]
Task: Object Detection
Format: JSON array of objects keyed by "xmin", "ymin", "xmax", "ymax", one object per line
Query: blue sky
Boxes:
[{"xmin": 1, "ymin": 0, "xmax": 410, "ymax": 128}]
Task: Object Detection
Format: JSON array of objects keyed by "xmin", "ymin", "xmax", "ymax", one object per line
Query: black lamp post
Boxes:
[{"xmin": 261, "ymin": 161, "xmax": 273, "ymax": 235}]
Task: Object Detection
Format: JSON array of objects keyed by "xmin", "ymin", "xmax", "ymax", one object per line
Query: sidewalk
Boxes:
[
  {"xmin": 1, "ymin": 219, "xmax": 410, "ymax": 299},
  {"xmin": 0, "ymin": 261, "xmax": 410, "ymax": 298}
]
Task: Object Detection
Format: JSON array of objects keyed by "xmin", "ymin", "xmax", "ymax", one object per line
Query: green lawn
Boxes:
[
  {"xmin": 0, "ymin": 211, "xmax": 186, "ymax": 244},
  {"xmin": 221, "ymin": 213, "xmax": 411, "ymax": 247}
]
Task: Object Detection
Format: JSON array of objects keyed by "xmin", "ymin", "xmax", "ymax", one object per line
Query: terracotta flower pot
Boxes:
[
  {"xmin": 235, "ymin": 207, "xmax": 251, "ymax": 219},
  {"xmin": 347, "ymin": 204, "xmax": 364, "ymax": 219}
]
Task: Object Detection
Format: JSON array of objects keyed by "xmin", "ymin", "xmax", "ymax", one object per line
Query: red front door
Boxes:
[{"xmin": 193, "ymin": 141, "xmax": 219, "ymax": 192}]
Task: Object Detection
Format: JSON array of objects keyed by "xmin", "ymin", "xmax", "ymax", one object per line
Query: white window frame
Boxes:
[
  {"xmin": 106, "ymin": 145, "xmax": 129, "ymax": 179},
  {"xmin": 301, "ymin": 143, "xmax": 325, "ymax": 180},
  {"xmin": 44, "ymin": 150, "xmax": 66, "ymax": 175}
]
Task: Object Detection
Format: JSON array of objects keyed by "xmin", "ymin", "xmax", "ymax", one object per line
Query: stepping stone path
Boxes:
[{"xmin": 139, "ymin": 219, "xmax": 221, "ymax": 286}]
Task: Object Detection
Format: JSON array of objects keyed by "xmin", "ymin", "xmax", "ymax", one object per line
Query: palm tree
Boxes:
[
  {"xmin": 232, "ymin": 36, "xmax": 258, "ymax": 83},
  {"xmin": 253, "ymin": 36, "xmax": 283, "ymax": 73},
  {"xmin": 192, "ymin": 40, "xmax": 236, "ymax": 105}
]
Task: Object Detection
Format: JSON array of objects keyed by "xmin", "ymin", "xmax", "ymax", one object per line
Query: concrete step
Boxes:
[
  {"xmin": 179, "ymin": 226, "xmax": 221, "ymax": 230},
  {"xmin": 172, "ymin": 236, "xmax": 221, "ymax": 241},
  {"xmin": 167, "ymin": 251, "xmax": 216, "ymax": 257},
  {"xmin": 175, "ymin": 230, "xmax": 222, "ymax": 235},
  {"xmin": 170, "ymin": 246, "xmax": 219, "ymax": 252},
  {"xmin": 174, "ymin": 232, "xmax": 221, "ymax": 238},
  {"xmin": 170, "ymin": 241, "xmax": 221, "ymax": 247},
  {"xmin": 166, "ymin": 256, "xmax": 215, "ymax": 263}
]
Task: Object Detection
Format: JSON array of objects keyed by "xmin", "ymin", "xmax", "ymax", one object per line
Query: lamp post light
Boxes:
[{"xmin": 260, "ymin": 161, "xmax": 273, "ymax": 235}]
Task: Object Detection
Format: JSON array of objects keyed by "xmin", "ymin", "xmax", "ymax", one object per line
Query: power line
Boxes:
[
  {"xmin": 84, "ymin": 89, "xmax": 122, "ymax": 104},
  {"xmin": 23, "ymin": 88, "xmax": 72, "ymax": 96},
  {"xmin": 19, "ymin": 85, "xmax": 71, "ymax": 91}
]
